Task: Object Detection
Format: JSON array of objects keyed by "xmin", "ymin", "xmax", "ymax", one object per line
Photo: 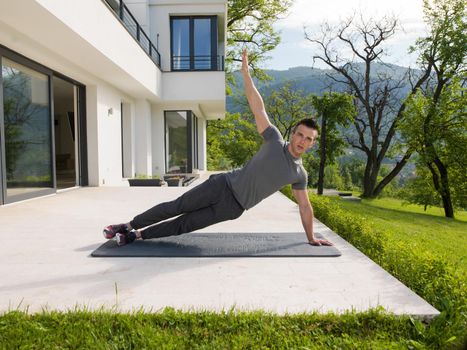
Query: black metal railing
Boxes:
[
  {"xmin": 171, "ymin": 55, "xmax": 225, "ymax": 71},
  {"xmin": 104, "ymin": 0, "xmax": 161, "ymax": 67}
]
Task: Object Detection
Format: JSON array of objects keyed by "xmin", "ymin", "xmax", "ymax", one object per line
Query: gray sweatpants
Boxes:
[{"xmin": 130, "ymin": 173, "xmax": 244, "ymax": 239}]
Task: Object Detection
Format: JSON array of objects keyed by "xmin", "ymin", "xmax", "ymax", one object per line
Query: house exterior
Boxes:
[{"xmin": 0, "ymin": 0, "xmax": 227, "ymax": 205}]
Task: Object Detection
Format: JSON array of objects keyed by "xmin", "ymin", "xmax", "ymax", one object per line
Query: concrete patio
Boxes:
[{"xmin": 0, "ymin": 178, "xmax": 439, "ymax": 319}]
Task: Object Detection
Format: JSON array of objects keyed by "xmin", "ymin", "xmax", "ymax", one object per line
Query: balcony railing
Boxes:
[
  {"xmin": 103, "ymin": 0, "xmax": 161, "ymax": 68},
  {"xmin": 171, "ymin": 55, "xmax": 225, "ymax": 71}
]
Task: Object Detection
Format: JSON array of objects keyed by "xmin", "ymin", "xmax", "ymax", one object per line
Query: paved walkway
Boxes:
[{"xmin": 0, "ymin": 183, "xmax": 439, "ymax": 319}]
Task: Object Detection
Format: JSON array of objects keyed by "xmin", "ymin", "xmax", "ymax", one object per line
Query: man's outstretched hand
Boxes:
[{"xmin": 309, "ymin": 238, "xmax": 333, "ymax": 246}]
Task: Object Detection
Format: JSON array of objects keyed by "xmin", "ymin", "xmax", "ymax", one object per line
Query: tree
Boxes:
[
  {"xmin": 324, "ymin": 164, "xmax": 344, "ymax": 190},
  {"xmin": 338, "ymin": 155, "xmax": 366, "ymax": 191},
  {"xmin": 399, "ymin": 161, "xmax": 444, "ymax": 211},
  {"xmin": 207, "ymin": 113, "xmax": 261, "ymax": 169},
  {"xmin": 265, "ymin": 83, "xmax": 314, "ymax": 139},
  {"xmin": 401, "ymin": 83, "xmax": 466, "ymax": 217},
  {"xmin": 226, "ymin": 0, "xmax": 292, "ymax": 81},
  {"xmin": 399, "ymin": 0, "xmax": 466, "ymax": 218},
  {"xmin": 305, "ymin": 14, "xmax": 434, "ymax": 198},
  {"xmin": 311, "ymin": 92, "xmax": 356, "ymax": 195}
]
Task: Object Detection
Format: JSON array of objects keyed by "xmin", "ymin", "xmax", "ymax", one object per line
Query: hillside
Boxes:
[{"xmin": 226, "ymin": 63, "xmax": 418, "ymax": 113}]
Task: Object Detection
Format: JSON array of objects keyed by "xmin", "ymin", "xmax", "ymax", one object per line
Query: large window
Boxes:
[
  {"xmin": 1, "ymin": 58, "xmax": 53, "ymax": 199},
  {"xmin": 165, "ymin": 111, "xmax": 198, "ymax": 174},
  {"xmin": 171, "ymin": 16, "xmax": 218, "ymax": 71}
]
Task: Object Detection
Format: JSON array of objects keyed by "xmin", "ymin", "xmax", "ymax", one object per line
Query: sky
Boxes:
[{"xmin": 266, "ymin": 0, "xmax": 428, "ymax": 70}]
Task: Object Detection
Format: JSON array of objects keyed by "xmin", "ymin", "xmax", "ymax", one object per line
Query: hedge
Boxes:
[{"xmin": 281, "ymin": 186, "xmax": 466, "ymax": 349}]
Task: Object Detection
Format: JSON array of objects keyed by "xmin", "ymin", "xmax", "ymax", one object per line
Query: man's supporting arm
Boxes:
[
  {"xmin": 292, "ymin": 189, "xmax": 333, "ymax": 246},
  {"xmin": 242, "ymin": 49, "xmax": 271, "ymax": 134}
]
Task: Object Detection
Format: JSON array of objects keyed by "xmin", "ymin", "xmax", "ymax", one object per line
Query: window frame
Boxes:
[{"xmin": 170, "ymin": 16, "xmax": 218, "ymax": 71}]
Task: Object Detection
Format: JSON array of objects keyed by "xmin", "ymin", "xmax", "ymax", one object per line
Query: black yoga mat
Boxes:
[{"xmin": 91, "ymin": 232, "xmax": 341, "ymax": 258}]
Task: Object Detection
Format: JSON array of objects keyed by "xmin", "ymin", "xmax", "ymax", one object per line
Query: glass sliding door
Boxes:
[
  {"xmin": 165, "ymin": 111, "xmax": 199, "ymax": 174},
  {"xmin": 1, "ymin": 58, "xmax": 53, "ymax": 201},
  {"xmin": 53, "ymin": 76, "xmax": 77, "ymax": 189},
  {"xmin": 165, "ymin": 111, "xmax": 188, "ymax": 174}
]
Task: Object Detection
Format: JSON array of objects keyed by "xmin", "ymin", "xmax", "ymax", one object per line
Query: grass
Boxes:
[
  {"xmin": 0, "ymin": 308, "xmax": 427, "ymax": 349},
  {"xmin": 328, "ymin": 196, "xmax": 467, "ymax": 274}
]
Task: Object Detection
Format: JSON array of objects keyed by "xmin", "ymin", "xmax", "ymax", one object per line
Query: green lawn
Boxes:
[{"xmin": 327, "ymin": 196, "xmax": 467, "ymax": 274}]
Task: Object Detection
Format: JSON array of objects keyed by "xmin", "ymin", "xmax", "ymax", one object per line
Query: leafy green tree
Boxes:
[
  {"xmin": 302, "ymin": 152, "xmax": 319, "ymax": 187},
  {"xmin": 226, "ymin": 0, "xmax": 292, "ymax": 81},
  {"xmin": 311, "ymin": 92, "xmax": 356, "ymax": 195},
  {"xmin": 266, "ymin": 83, "xmax": 314, "ymax": 139},
  {"xmin": 206, "ymin": 132, "xmax": 232, "ymax": 171},
  {"xmin": 323, "ymin": 164, "xmax": 344, "ymax": 190},
  {"xmin": 341, "ymin": 167, "xmax": 353, "ymax": 191},
  {"xmin": 399, "ymin": 163, "xmax": 443, "ymax": 211},
  {"xmin": 377, "ymin": 164, "xmax": 400, "ymax": 197},
  {"xmin": 339, "ymin": 156, "xmax": 366, "ymax": 191},
  {"xmin": 207, "ymin": 113, "xmax": 261, "ymax": 169},
  {"xmin": 401, "ymin": 82, "xmax": 467, "ymax": 217},
  {"xmin": 400, "ymin": 0, "xmax": 466, "ymax": 218}
]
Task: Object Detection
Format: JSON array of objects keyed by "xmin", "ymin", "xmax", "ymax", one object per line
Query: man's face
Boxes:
[{"xmin": 289, "ymin": 124, "xmax": 318, "ymax": 157}]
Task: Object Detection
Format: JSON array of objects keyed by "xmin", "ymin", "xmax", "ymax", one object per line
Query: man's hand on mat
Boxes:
[{"xmin": 309, "ymin": 238, "xmax": 333, "ymax": 246}]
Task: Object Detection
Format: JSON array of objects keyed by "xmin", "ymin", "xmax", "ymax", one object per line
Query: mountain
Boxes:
[{"xmin": 226, "ymin": 63, "xmax": 418, "ymax": 113}]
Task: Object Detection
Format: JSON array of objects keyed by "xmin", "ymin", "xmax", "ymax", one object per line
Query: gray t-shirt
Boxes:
[{"xmin": 226, "ymin": 125, "xmax": 308, "ymax": 210}]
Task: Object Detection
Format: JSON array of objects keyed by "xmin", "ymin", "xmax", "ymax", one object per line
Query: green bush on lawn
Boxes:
[{"xmin": 281, "ymin": 186, "xmax": 466, "ymax": 349}]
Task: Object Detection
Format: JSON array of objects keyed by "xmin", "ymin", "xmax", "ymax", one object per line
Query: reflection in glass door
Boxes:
[
  {"xmin": 165, "ymin": 111, "xmax": 199, "ymax": 174},
  {"xmin": 53, "ymin": 76, "xmax": 77, "ymax": 189},
  {"xmin": 1, "ymin": 58, "xmax": 53, "ymax": 201},
  {"xmin": 165, "ymin": 111, "xmax": 188, "ymax": 174}
]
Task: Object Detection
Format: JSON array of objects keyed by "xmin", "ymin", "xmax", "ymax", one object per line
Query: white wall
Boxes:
[
  {"xmin": 197, "ymin": 117, "xmax": 207, "ymax": 171},
  {"xmin": 86, "ymin": 86, "xmax": 99, "ymax": 186},
  {"xmin": 151, "ymin": 106, "xmax": 166, "ymax": 176},
  {"xmin": 134, "ymin": 99, "xmax": 153, "ymax": 177},
  {"xmin": 162, "ymin": 71, "xmax": 225, "ymax": 118},
  {"xmin": 122, "ymin": 102, "xmax": 136, "ymax": 178},
  {"xmin": 86, "ymin": 82, "xmax": 138, "ymax": 186},
  {"xmin": 96, "ymin": 85, "xmax": 125, "ymax": 185}
]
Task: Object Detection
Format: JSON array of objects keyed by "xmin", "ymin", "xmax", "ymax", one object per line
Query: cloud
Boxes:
[
  {"xmin": 267, "ymin": 0, "xmax": 427, "ymax": 70},
  {"xmin": 276, "ymin": 0, "xmax": 425, "ymax": 29}
]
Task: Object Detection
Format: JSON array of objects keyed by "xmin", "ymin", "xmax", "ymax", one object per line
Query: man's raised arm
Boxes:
[{"xmin": 242, "ymin": 49, "xmax": 271, "ymax": 134}]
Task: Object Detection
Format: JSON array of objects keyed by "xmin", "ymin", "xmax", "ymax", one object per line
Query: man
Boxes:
[{"xmin": 103, "ymin": 49, "xmax": 332, "ymax": 247}]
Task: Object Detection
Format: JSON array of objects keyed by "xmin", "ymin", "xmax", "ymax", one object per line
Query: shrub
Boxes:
[{"xmin": 281, "ymin": 186, "xmax": 467, "ymax": 348}]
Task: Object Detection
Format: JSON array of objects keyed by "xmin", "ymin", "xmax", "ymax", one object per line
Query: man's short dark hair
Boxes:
[{"xmin": 292, "ymin": 118, "xmax": 319, "ymax": 133}]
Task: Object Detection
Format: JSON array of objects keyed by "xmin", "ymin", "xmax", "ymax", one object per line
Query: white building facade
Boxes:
[{"xmin": 0, "ymin": 0, "xmax": 227, "ymax": 204}]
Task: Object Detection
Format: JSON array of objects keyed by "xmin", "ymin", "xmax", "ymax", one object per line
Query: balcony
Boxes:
[
  {"xmin": 171, "ymin": 55, "xmax": 225, "ymax": 71},
  {"xmin": 104, "ymin": 0, "xmax": 161, "ymax": 68}
]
